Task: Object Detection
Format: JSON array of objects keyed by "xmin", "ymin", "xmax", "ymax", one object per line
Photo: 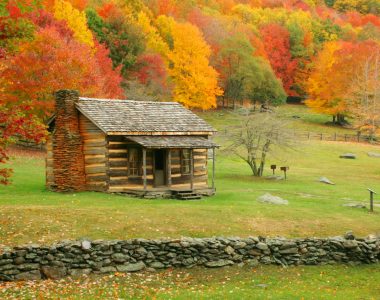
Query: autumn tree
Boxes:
[
  {"xmin": 86, "ymin": 4, "xmax": 145, "ymax": 77},
  {"xmin": 54, "ymin": 0, "xmax": 94, "ymax": 46},
  {"xmin": 305, "ymin": 41, "xmax": 347, "ymax": 123},
  {"xmin": 217, "ymin": 34, "xmax": 286, "ymax": 108},
  {"xmin": 260, "ymin": 23, "xmax": 298, "ymax": 96},
  {"xmin": 0, "ymin": 1, "xmax": 35, "ymax": 53},
  {"xmin": 167, "ymin": 20, "xmax": 222, "ymax": 109},
  {"xmin": 0, "ymin": 105, "xmax": 46, "ymax": 184},
  {"xmin": 345, "ymin": 44, "xmax": 380, "ymax": 139},
  {"xmin": 1, "ymin": 26, "xmax": 123, "ymax": 119}
]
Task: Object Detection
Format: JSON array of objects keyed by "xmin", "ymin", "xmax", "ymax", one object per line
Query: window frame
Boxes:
[
  {"xmin": 180, "ymin": 149, "xmax": 192, "ymax": 175},
  {"xmin": 128, "ymin": 147, "xmax": 141, "ymax": 177}
]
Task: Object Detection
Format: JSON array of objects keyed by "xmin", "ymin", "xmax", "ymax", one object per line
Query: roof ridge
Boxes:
[{"xmin": 78, "ymin": 97, "xmax": 179, "ymax": 105}]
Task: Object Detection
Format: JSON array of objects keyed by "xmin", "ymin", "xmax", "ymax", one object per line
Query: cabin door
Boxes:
[{"xmin": 154, "ymin": 149, "xmax": 166, "ymax": 187}]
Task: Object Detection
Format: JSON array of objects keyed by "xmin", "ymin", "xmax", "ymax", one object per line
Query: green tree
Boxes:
[{"xmin": 217, "ymin": 35, "xmax": 286, "ymax": 108}]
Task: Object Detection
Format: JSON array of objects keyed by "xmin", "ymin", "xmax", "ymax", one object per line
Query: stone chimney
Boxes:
[{"xmin": 51, "ymin": 90, "xmax": 86, "ymax": 192}]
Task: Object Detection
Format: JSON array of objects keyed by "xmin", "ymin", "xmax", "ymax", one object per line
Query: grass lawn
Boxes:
[
  {"xmin": 199, "ymin": 104, "xmax": 356, "ymax": 135},
  {"xmin": 1, "ymin": 139, "xmax": 380, "ymax": 248},
  {"xmin": 1, "ymin": 265, "xmax": 379, "ymax": 299}
]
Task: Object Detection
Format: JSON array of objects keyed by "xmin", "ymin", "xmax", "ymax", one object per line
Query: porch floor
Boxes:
[{"xmin": 111, "ymin": 186, "xmax": 215, "ymax": 199}]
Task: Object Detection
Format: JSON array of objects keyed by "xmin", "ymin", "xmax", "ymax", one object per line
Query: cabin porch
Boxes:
[{"xmin": 107, "ymin": 135, "xmax": 217, "ymax": 198}]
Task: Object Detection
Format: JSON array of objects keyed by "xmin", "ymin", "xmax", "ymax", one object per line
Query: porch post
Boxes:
[
  {"xmin": 190, "ymin": 148, "xmax": 194, "ymax": 190},
  {"xmin": 167, "ymin": 149, "xmax": 172, "ymax": 187},
  {"xmin": 143, "ymin": 148, "xmax": 147, "ymax": 191},
  {"xmin": 212, "ymin": 147, "xmax": 215, "ymax": 190}
]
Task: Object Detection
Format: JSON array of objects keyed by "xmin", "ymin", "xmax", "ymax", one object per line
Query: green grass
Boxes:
[
  {"xmin": 1, "ymin": 138, "xmax": 380, "ymax": 248},
  {"xmin": 1, "ymin": 265, "xmax": 380, "ymax": 299},
  {"xmin": 199, "ymin": 104, "xmax": 356, "ymax": 135}
]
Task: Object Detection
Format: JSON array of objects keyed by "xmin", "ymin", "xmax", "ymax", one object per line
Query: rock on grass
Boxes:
[{"xmin": 257, "ymin": 193, "xmax": 289, "ymax": 205}]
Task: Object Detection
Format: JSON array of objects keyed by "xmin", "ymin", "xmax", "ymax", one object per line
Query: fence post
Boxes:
[{"xmin": 320, "ymin": 133, "xmax": 323, "ymax": 141}]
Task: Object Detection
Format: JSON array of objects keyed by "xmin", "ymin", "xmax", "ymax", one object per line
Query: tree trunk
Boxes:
[{"xmin": 337, "ymin": 114, "xmax": 345, "ymax": 124}]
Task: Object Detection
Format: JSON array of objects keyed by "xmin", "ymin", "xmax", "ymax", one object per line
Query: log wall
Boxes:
[
  {"xmin": 108, "ymin": 137, "xmax": 154, "ymax": 192},
  {"xmin": 79, "ymin": 115, "xmax": 107, "ymax": 192},
  {"xmin": 170, "ymin": 148, "xmax": 208, "ymax": 189}
]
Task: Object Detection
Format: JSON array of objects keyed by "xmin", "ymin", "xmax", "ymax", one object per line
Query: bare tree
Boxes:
[
  {"xmin": 224, "ymin": 112, "xmax": 296, "ymax": 177},
  {"xmin": 348, "ymin": 51, "xmax": 380, "ymax": 141}
]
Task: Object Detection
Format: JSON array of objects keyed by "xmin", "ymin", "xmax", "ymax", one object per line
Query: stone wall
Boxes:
[
  {"xmin": 1, "ymin": 233, "xmax": 379, "ymax": 281},
  {"xmin": 49, "ymin": 89, "xmax": 86, "ymax": 192}
]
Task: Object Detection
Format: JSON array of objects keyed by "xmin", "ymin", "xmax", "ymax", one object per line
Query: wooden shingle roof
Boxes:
[
  {"xmin": 76, "ymin": 97, "xmax": 216, "ymax": 135},
  {"xmin": 125, "ymin": 136, "xmax": 218, "ymax": 149}
]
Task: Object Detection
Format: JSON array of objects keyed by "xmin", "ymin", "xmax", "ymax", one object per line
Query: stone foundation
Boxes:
[{"xmin": 1, "ymin": 233, "xmax": 379, "ymax": 281}]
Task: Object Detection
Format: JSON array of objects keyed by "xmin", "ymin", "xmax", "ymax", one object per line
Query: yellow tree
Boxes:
[
  {"xmin": 168, "ymin": 21, "xmax": 222, "ymax": 109},
  {"xmin": 54, "ymin": 0, "xmax": 94, "ymax": 47},
  {"xmin": 305, "ymin": 42, "xmax": 346, "ymax": 123},
  {"xmin": 136, "ymin": 11, "xmax": 170, "ymax": 61}
]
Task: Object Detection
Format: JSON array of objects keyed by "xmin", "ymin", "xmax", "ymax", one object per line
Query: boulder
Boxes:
[
  {"xmin": 116, "ymin": 262, "xmax": 145, "ymax": 272},
  {"xmin": 224, "ymin": 246, "xmax": 235, "ymax": 255},
  {"xmin": 15, "ymin": 270, "xmax": 41, "ymax": 281},
  {"xmin": 344, "ymin": 231, "xmax": 355, "ymax": 240},
  {"xmin": 99, "ymin": 266, "xmax": 116, "ymax": 273},
  {"xmin": 205, "ymin": 259, "xmax": 233, "ymax": 268},
  {"xmin": 257, "ymin": 193, "xmax": 289, "ymax": 205},
  {"xmin": 81, "ymin": 240, "xmax": 91, "ymax": 250},
  {"xmin": 342, "ymin": 203, "xmax": 366, "ymax": 209},
  {"xmin": 368, "ymin": 152, "xmax": 380, "ymax": 158},
  {"xmin": 68, "ymin": 268, "xmax": 92, "ymax": 277},
  {"xmin": 41, "ymin": 266, "xmax": 67, "ymax": 280},
  {"xmin": 339, "ymin": 153, "xmax": 356, "ymax": 159},
  {"xmin": 319, "ymin": 177, "xmax": 335, "ymax": 185},
  {"xmin": 150, "ymin": 261, "xmax": 165, "ymax": 269},
  {"xmin": 265, "ymin": 175, "xmax": 284, "ymax": 181},
  {"xmin": 256, "ymin": 242, "xmax": 269, "ymax": 251},
  {"xmin": 343, "ymin": 240, "xmax": 358, "ymax": 249}
]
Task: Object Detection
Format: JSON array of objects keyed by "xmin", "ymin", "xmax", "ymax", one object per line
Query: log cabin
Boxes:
[{"xmin": 46, "ymin": 90, "xmax": 218, "ymax": 199}]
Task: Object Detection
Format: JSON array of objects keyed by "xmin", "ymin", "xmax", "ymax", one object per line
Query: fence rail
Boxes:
[{"xmin": 292, "ymin": 131, "xmax": 379, "ymax": 144}]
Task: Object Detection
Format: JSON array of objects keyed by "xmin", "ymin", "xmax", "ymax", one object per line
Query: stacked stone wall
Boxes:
[
  {"xmin": 1, "ymin": 233, "xmax": 379, "ymax": 281},
  {"xmin": 50, "ymin": 90, "xmax": 86, "ymax": 191}
]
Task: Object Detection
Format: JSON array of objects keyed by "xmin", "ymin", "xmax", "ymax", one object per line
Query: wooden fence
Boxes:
[{"xmin": 291, "ymin": 131, "xmax": 379, "ymax": 145}]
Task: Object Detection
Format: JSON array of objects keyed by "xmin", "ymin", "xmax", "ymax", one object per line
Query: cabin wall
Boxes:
[
  {"xmin": 170, "ymin": 148, "xmax": 208, "ymax": 189},
  {"xmin": 79, "ymin": 114, "xmax": 108, "ymax": 191},
  {"xmin": 108, "ymin": 136, "xmax": 154, "ymax": 192}
]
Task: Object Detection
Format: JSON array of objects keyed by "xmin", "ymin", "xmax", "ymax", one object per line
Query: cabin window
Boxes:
[
  {"xmin": 128, "ymin": 148, "xmax": 141, "ymax": 177},
  {"xmin": 181, "ymin": 149, "xmax": 191, "ymax": 175}
]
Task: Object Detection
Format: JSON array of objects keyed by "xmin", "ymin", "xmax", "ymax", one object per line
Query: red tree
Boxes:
[
  {"xmin": 1, "ymin": 26, "xmax": 123, "ymax": 119},
  {"xmin": 135, "ymin": 53, "xmax": 167, "ymax": 89},
  {"xmin": 260, "ymin": 23, "xmax": 298, "ymax": 96},
  {"xmin": 0, "ymin": 105, "xmax": 46, "ymax": 184}
]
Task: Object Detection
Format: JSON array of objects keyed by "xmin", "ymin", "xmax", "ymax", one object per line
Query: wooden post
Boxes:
[
  {"xmin": 212, "ymin": 147, "xmax": 215, "ymax": 190},
  {"xmin": 368, "ymin": 188, "xmax": 377, "ymax": 212},
  {"xmin": 143, "ymin": 148, "xmax": 147, "ymax": 191},
  {"xmin": 190, "ymin": 149, "xmax": 194, "ymax": 190},
  {"xmin": 167, "ymin": 149, "xmax": 171, "ymax": 187}
]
